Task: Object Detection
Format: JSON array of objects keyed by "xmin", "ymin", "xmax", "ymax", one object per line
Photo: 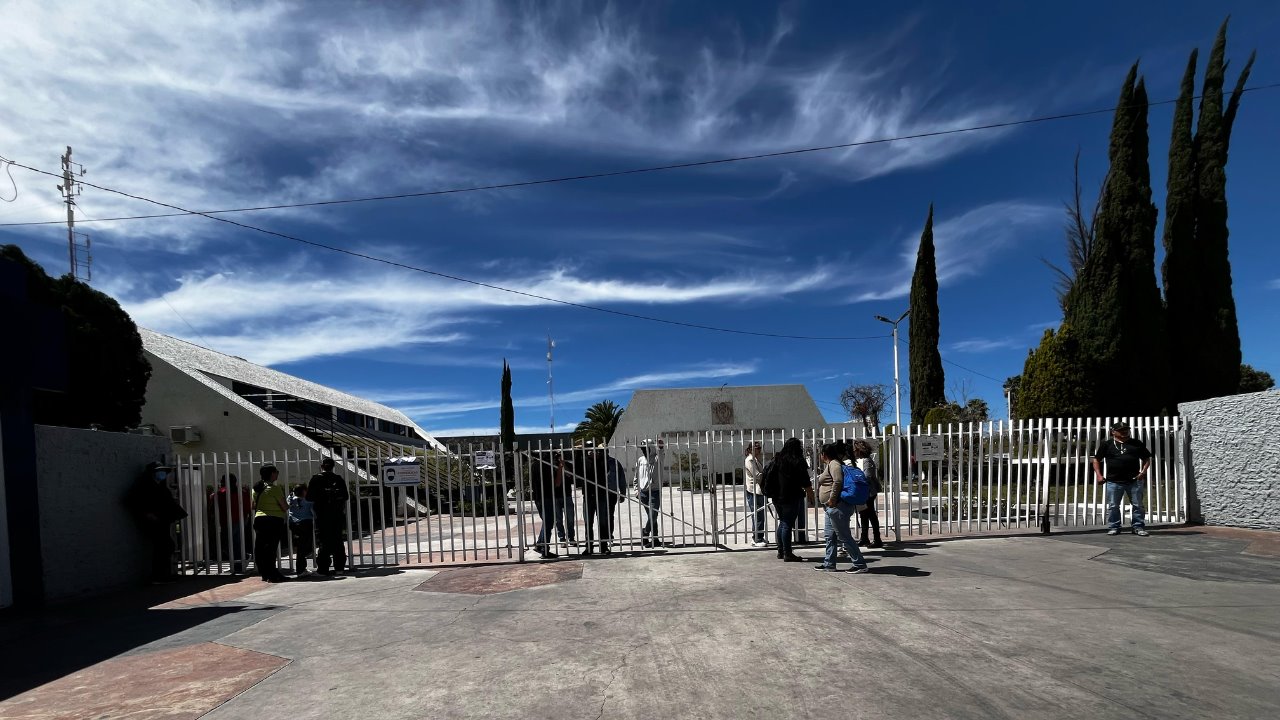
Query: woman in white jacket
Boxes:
[{"xmin": 743, "ymin": 442, "xmax": 768, "ymax": 547}]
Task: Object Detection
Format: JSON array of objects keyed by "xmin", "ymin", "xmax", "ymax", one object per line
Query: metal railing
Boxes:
[{"xmin": 167, "ymin": 417, "xmax": 1185, "ymax": 575}]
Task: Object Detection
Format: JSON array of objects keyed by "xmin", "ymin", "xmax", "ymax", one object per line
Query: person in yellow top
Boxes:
[{"xmin": 252, "ymin": 465, "xmax": 289, "ymax": 583}]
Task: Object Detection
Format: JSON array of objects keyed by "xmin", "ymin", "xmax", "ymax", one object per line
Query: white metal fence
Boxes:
[{"xmin": 167, "ymin": 416, "xmax": 1185, "ymax": 575}]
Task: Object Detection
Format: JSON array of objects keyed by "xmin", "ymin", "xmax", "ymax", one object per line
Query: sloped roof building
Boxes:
[{"xmin": 138, "ymin": 328, "xmax": 443, "ymax": 457}]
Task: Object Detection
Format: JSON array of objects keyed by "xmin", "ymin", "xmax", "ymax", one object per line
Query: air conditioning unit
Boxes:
[{"xmin": 170, "ymin": 426, "xmax": 202, "ymax": 444}]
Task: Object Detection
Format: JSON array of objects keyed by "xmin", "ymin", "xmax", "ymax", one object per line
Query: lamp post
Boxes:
[{"xmin": 874, "ymin": 309, "xmax": 910, "ymax": 432}]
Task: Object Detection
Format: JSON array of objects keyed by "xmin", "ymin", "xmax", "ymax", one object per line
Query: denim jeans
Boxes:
[
  {"xmin": 533, "ymin": 495, "xmax": 560, "ymax": 549},
  {"xmin": 745, "ymin": 492, "xmax": 767, "ymax": 542},
  {"xmin": 1105, "ymin": 480, "xmax": 1146, "ymax": 529},
  {"xmin": 774, "ymin": 501, "xmax": 800, "ymax": 556},
  {"xmin": 639, "ymin": 490, "xmax": 661, "ymax": 540},
  {"xmin": 822, "ymin": 503, "xmax": 868, "ymax": 568}
]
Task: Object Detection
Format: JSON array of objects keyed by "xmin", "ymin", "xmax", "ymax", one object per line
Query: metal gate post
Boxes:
[{"xmin": 889, "ymin": 427, "xmax": 902, "ymax": 542}]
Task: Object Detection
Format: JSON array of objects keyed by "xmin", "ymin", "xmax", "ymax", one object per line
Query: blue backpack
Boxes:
[{"xmin": 840, "ymin": 464, "xmax": 870, "ymax": 506}]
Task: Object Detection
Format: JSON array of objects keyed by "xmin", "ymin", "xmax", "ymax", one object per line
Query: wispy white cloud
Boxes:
[
  {"xmin": 950, "ymin": 337, "xmax": 1022, "ymax": 353},
  {"xmin": 855, "ymin": 201, "xmax": 1058, "ymax": 302},
  {"xmin": 1025, "ymin": 320, "xmax": 1059, "ymax": 332},
  {"xmin": 0, "ymin": 1, "xmax": 1020, "ymax": 254},
  {"xmin": 1269, "ymin": 278, "xmax": 1280, "ymax": 290},
  {"xmin": 400, "ymin": 362, "xmax": 759, "ymax": 421},
  {"xmin": 119, "ymin": 255, "xmax": 832, "ymax": 365}
]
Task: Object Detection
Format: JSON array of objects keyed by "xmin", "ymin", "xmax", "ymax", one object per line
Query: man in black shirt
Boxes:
[
  {"xmin": 1091, "ymin": 421, "xmax": 1153, "ymax": 536},
  {"xmin": 307, "ymin": 457, "xmax": 350, "ymax": 574}
]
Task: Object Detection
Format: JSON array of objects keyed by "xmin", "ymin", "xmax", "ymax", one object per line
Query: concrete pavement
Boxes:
[{"xmin": 2, "ymin": 526, "xmax": 1279, "ymax": 719}]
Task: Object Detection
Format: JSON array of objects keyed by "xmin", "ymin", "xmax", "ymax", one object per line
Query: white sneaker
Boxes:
[{"xmin": 750, "ymin": 541, "xmax": 768, "ymax": 548}]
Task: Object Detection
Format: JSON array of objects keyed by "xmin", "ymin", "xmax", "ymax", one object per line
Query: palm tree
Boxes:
[{"xmin": 572, "ymin": 400, "xmax": 624, "ymax": 444}]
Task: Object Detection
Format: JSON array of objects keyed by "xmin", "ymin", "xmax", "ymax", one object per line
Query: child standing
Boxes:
[{"xmin": 288, "ymin": 484, "xmax": 315, "ymax": 576}]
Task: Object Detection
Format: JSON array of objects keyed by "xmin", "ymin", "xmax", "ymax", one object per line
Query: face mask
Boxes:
[{"xmin": 155, "ymin": 470, "xmax": 168, "ymax": 481}]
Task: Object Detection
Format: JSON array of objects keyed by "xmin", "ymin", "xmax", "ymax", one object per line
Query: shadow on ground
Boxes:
[{"xmin": 0, "ymin": 576, "xmax": 282, "ymax": 700}]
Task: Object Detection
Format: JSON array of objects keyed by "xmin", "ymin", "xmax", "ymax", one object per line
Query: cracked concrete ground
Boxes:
[{"xmin": 3, "ymin": 527, "xmax": 1279, "ymax": 720}]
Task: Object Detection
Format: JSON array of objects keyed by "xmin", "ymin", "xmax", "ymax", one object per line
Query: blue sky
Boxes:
[{"xmin": 2, "ymin": 1, "xmax": 1277, "ymax": 435}]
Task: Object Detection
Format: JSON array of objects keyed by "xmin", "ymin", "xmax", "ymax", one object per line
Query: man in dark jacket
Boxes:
[
  {"xmin": 529, "ymin": 451, "xmax": 561, "ymax": 558},
  {"xmin": 307, "ymin": 457, "xmax": 350, "ymax": 575},
  {"xmin": 578, "ymin": 448, "xmax": 619, "ymax": 555},
  {"xmin": 771, "ymin": 438, "xmax": 814, "ymax": 562},
  {"xmin": 127, "ymin": 462, "xmax": 187, "ymax": 583}
]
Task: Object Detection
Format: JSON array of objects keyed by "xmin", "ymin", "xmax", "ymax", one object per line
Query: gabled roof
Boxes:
[{"xmin": 139, "ymin": 327, "xmax": 442, "ymax": 450}]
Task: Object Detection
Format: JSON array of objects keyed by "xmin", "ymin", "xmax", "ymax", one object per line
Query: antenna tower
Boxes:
[{"xmin": 58, "ymin": 146, "xmax": 90, "ymax": 281}]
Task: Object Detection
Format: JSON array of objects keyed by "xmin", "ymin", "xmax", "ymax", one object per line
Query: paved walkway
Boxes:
[{"xmin": 3, "ymin": 526, "xmax": 1278, "ymax": 719}]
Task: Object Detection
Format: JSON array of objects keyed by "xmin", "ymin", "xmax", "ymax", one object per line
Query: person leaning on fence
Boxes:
[
  {"xmin": 1092, "ymin": 421, "xmax": 1153, "ymax": 537},
  {"xmin": 579, "ymin": 447, "xmax": 615, "ymax": 556},
  {"xmin": 852, "ymin": 439, "xmax": 883, "ymax": 548},
  {"xmin": 252, "ymin": 465, "xmax": 289, "ymax": 583},
  {"xmin": 208, "ymin": 473, "xmax": 251, "ymax": 574},
  {"xmin": 771, "ymin": 438, "xmax": 814, "ymax": 562},
  {"xmin": 308, "ymin": 457, "xmax": 351, "ymax": 575},
  {"xmin": 814, "ymin": 443, "xmax": 870, "ymax": 573},
  {"xmin": 743, "ymin": 442, "xmax": 768, "ymax": 547},
  {"xmin": 288, "ymin": 484, "xmax": 315, "ymax": 576},
  {"xmin": 126, "ymin": 462, "xmax": 187, "ymax": 584},
  {"xmin": 530, "ymin": 451, "xmax": 560, "ymax": 559},
  {"xmin": 634, "ymin": 442, "xmax": 663, "ymax": 548},
  {"xmin": 555, "ymin": 452, "xmax": 577, "ymax": 545}
]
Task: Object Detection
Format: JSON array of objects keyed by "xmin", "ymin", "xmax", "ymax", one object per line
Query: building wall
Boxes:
[
  {"xmin": 1179, "ymin": 390, "xmax": 1280, "ymax": 530},
  {"xmin": 34, "ymin": 425, "xmax": 171, "ymax": 601},
  {"xmin": 140, "ymin": 354, "xmax": 317, "ymax": 459}
]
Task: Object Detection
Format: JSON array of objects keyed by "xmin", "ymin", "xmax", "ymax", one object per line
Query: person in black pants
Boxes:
[
  {"xmin": 252, "ymin": 464, "xmax": 289, "ymax": 583},
  {"xmin": 772, "ymin": 438, "xmax": 815, "ymax": 562},
  {"xmin": 852, "ymin": 440, "xmax": 883, "ymax": 548},
  {"xmin": 307, "ymin": 457, "xmax": 350, "ymax": 575},
  {"xmin": 530, "ymin": 451, "xmax": 561, "ymax": 558},
  {"xmin": 127, "ymin": 462, "xmax": 187, "ymax": 583},
  {"xmin": 579, "ymin": 448, "xmax": 618, "ymax": 555}
]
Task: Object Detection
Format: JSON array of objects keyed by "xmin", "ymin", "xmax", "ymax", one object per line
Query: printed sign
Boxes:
[
  {"xmin": 914, "ymin": 436, "xmax": 946, "ymax": 462},
  {"xmin": 473, "ymin": 450, "xmax": 496, "ymax": 470},
  {"xmin": 382, "ymin": 462, "xmax": 421, "ymax": 486}
]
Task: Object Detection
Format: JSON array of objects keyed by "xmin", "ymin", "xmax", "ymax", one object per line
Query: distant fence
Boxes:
[{"xmin": 167, "ymin": 416, "xmax": 1185, "ymax": 575}]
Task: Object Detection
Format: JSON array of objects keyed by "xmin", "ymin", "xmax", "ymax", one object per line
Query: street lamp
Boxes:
[{"xmin": 874, "ymin": 308, "xmax": 910, "ymax": 432}]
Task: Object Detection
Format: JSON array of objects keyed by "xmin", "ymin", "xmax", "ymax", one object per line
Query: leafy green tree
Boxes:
[
  {"xmin": 2, "ymin": 245, "xmax": 151, "ymax": 430},
  {"xmin": 572, "ymin": 400, "xmax": 624, "ymax": 444},
  {"xmin": 908, "ymin": 205, "xmax": 945, "ymax": 425},
  {"xmin": 499, "ymin": 360, "xmax": 515, "ymax": 449},
  {"xmin": 1238, "ymin": 364, "xmax": 1275, "ymax": 394},
  {"xmin": 1062, "ymin": 64, "xmax": 1170, "ymax": 415},
  {"xmin": 1017, "ymin": 326, "xmax": 1094, "ymax": 418},
  {"xmin": 1163, "ymin": 21, "xmax": 1255, "ymax": 403}
]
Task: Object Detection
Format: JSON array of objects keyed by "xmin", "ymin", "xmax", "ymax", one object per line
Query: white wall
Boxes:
[
  {"xmin": 34, "ymin": 425, "xmax": 171, "ymax": 601},
  {"xmin": 1179, "ymin": 390, "xmax": 1280, "ymax": 530}
]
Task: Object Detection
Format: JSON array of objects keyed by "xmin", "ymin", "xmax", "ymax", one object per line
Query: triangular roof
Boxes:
[{"xmin": 139, "ymin": 327, "xmax": 443, "ymax": 451}]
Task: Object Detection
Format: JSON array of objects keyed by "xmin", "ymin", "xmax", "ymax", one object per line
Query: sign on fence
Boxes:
[
  {"xmin": 382, "ymin": 459, "xmax": 422, "ymax": 486},
  {"xmin": 473, "ymin": 450, "xmax": 496, "ymax": 469},
  {"xmin": 914, "ymin": 436, "xmax": 945, "ymax": 461}
]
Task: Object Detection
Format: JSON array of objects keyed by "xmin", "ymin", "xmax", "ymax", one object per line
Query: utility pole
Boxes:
[
  {"xmin": 874, "ymin": 308, "xmax": 910, "ymax": 432},
  {"xmin": 546, "ymin": 335, "xmax": 556, "ymax": 433},
  {"xmin": 58, "ymin": 147, "xmax": 90, "ymax": 282}
]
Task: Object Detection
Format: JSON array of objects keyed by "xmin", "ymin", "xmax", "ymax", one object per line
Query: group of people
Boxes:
[
  {"xmin": 744, "ymin": 438, "xmax": 883, "ymax": 573},
  {"xmin": 529, "ymin": 446, "xmax": 630, "ymax": 558},
  {"xmin": 129, "ymin": 456, "xmax": 352, "ymax": 584}
]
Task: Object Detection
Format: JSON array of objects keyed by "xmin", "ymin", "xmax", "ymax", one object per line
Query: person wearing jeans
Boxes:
[
  {"xmin": 770, "ymin": 437, "xmax": 813, "ymax": 562},
  {"xmin": 812, "ymin": 443, "xmax": 869, "ymax": 573},
  {"xmin": 1092, "ymin": 421, "xmax": 1153, "ymax": 536},
  {"xmin": 743, "ymin": 442, "xmax": 768, "ymax": 546}
]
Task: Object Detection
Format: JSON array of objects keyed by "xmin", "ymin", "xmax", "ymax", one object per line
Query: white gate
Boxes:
[
  {"xmin": 167, "ymin": 417, "xmax": 1186, "ymax": 575},
  {"xmin": 889, "ymin": 416, "xmax": 1186, "ymax": 537}
]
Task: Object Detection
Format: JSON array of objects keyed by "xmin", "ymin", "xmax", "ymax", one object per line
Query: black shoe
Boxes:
[
  {"xmin": 319, "ymin": 569, "xmax": 335, "ymax": 576},
  {"xmin": 776, "ymin": 551, "xmax": 784, "ymax": 559},
  {"xmin": 783, "ymin": 554, "xmax": 804, "ymax": 562},
  {"xmin": 601, "ymin": 545, "xmax": 612, "ymax": 555},
  {"xmin": 537, "ymin": 549, "xmax": 558, "ymax": 559},
  {"xmin": 858, "ymin": 537, "xmax": 869, "ymax": 548},
  {"xmin": 582, "ymin": 548, "xmax": 594, "ymax": 556},
  {"xmin": 869, "ymin": 540, "xmax": 884, "ymax": 549}
]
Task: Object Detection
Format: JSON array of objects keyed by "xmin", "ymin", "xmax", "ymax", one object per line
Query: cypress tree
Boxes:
[
  {"xmin": 908, "ymin": 205, "xmax": 945, "ymax": 425},
  {"xmin": 1164, "ymin": 20, "xmax": 1254, "ymax": 402},
  {"xmin": 1018, "ymin": 326, "xmax": 1094, "ymax": 419},
  {"xmin": 1064, "ymin": 66, "xmax": 1170, "ymax": 415},
  {"xmin": 500, "ymin": 360, "xmax": 515, "ymax": 449}
]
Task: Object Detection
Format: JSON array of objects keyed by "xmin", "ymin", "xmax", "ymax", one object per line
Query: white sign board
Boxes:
[
  {"xmin": 914, "ymin": 436, "xmax": 946, "ymax": 462},
  {"xmin": 473, "ymin": 450, "xmax": 496, "ymax": 470},
  {"xmin": 382, "ymin": 463, "xmax": 421, "ymax": 486}
]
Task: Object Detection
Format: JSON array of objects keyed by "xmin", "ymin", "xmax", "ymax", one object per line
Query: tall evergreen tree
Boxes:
[
  {"xmin": 908, "ymin": 205, "xmax": 945, "ymax": 425},
  {"xmin": 1163, "ymin": 20, "xmax": 1255, "ymax": 403},
  {"xmin": 499, "ymin": 360, "xmax": 515, "ymax": 449},
  {"xmin": 1063, "ymin": 65, "xmax": 1170, "ymax": 415}
]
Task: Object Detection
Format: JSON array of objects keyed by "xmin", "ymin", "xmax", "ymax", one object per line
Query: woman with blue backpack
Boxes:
[{"xmin": 813, "ymin": 443, "xmax": 870, "ymax": 573}]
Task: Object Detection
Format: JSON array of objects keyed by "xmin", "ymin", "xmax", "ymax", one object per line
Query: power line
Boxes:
[
  {"xmin": 3, "ymin": 81, "xmax": 1278, "ymax": 229},
  {"xmin": 897, "ymin": 334, "xmax": 1007, "ymax": 383},
  {"xmin": 4, "ymin": 164, "xmax": 889, "ymax": 341}
]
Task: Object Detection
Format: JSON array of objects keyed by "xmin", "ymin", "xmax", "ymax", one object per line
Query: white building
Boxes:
[{"xmin": 138, "ymin": 328, "xmax": 443, "ymax": 459}]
